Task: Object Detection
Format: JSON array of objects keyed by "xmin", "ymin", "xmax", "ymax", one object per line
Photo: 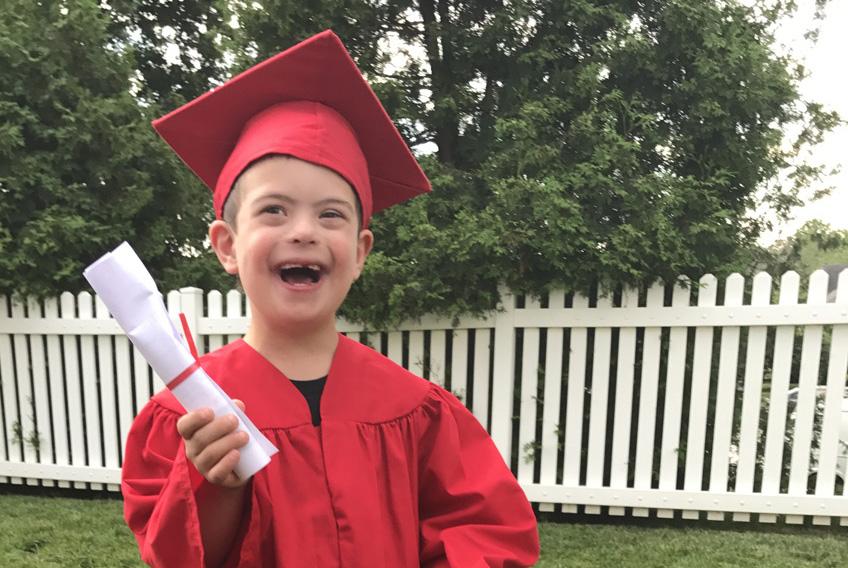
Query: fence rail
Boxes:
[{"xmin": 1, "ymin": 270, "xmax": 847, "ymax": 526}]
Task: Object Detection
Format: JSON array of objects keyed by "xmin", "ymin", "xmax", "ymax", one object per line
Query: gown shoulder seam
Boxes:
[{"xmin": 318, "ymin": 382, "xmax": 446, "ymax": 427}]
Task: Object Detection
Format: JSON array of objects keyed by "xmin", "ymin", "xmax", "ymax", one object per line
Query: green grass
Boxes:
[
  {"xmin": 536, "ymin": 522, "xmax": 848, "ymax": 567},
  {"xmin": 0, "ymin": 493, "xmax": 142, "ymax": 567},
  {"xmin": 0, "ymin": 493, "xmax": 846, "ymax": 567}
]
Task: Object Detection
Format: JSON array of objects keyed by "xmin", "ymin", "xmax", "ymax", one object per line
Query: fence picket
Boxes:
[
  {"xmin": 608, "ymin": 287, "xmax": 639, "ymax": 516},
  {"xmin": 409, "ymin": 331, "xmax": 425, "ymax": 377},
  {"xmin": 682, "ymin": 275, "xmax": 718, "ymax": 520},
  {"xmin": 759, "ymin": 271, "xmax": 799, "ymax": 523},
  {"xmin": 707, "ymin": 273, "xmax": 745, "ymax": 520},
  {"xmin": 428, "ymin": 330, "xmax": 446, "ymax": 386},
  {"xmin": 562, "ymin": 293, "xmax": 589, "ymax": 513},
  {"xmin": 517, "ymin": 296, "xmax": 541, "ymax": 484},
  {"xmin": 450, "ymin": 330, "xmax": 468, "ymax": 406},
  {"xmin": 27, "ymin": 297, "xmax": 53, "ymax": 487},
  {"xmin": 95, "ymin": 297, "xmax": 120, "ymax": 492},
  {"xmin": 490, "ymin": 289, "xmax": 517, "ymax": 461},
  {"xmin": 815, "ymin": 269, "xmax": 848, "ymax": 526},
  {"xmin": 12, "ymin": 300, "xmax": 37, "ymax": 485},
  {"xmin": 44, "ymin": 298, "xmax": 70, "ymax": 488},
  {"xmin": 61, "ymin": 293, "xmax": 86, "ymax": 489},
  {"xmin": 78, "ymin": 292, "xmax": 103, "ymax": 490},
  {"xmin": 387, "ymin": 331, "xmax": 403, "ymax": 367},
  {"xmin": 0, "ymin": 296, "xmax": 19, "ymax": 483},
  {"xmin": 585, "ymin": 295, "xmax": 613, "ymax": 515},
  {"xmin": 538, "ymin": 290, "xmax": 565, "ymax": 513},
  {"xmin": 633, "ymin": 283, "xmax": 665, "ymax": 517},
  {"xmin": 472, "ymin": 328, "xmax": 491, "ymax": 429},
  {"xmin": 207, "ymin": 291, "xmax": 224, "ymax": 352},
  {"xmin": 733, "ymin": 273, "xmax": 772, "ymax": 522},
  {"xmin": 115, "ymin": 333, "xmax": 133, "ymax": 466},
  {"xmin": 226, "ymin": 290, "xmax": 242, "ymax": 344},
  {"xmin": 657, "ymin": 279, "xmax": 691, "ymax": 518},
  {"xmin": 786, "ymin": 271, "xmax": 829, "ymax": 524}
]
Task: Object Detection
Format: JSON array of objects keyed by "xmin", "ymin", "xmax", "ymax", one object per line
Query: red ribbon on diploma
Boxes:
[
  {"xmin": 166, "ymin": 312, "xmax": 202, "ymax": 390},
  {"xmin": 166, "ymin": 360, "xmax": 202, "ymax": 390}
]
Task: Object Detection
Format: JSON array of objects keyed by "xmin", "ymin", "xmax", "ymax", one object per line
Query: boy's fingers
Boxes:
[
  {"xmin": 194, "ymin": 430, "xmax": 249, "ymax": 475},
  {"xmin": 185, "ymin": 414, "xmax": 239, "ymax": 455},
  {"xmin": 176, "ymin": 408, "xmax": 214, "ymax": 440},
  {"xmin": 205, "ymin": 449, "xmax": 245, "ymax": 487}
]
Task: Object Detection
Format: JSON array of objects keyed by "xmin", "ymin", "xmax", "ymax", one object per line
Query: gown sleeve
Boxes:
[
  {"xmin": 121, "ymin": 400, "xmax": 266, "ymax": 567},
  {"xmin": 417, "ymin": 387, "xmax": 540, "ymax": 568}
]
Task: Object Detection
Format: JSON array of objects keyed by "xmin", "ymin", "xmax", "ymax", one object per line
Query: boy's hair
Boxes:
[{"xmin": 222, "ymin": 155, "xmax": 363, "ymax": 231}]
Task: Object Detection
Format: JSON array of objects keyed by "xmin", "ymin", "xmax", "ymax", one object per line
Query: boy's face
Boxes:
[{"xmin": 209, "ymin": 155, "xmax": 373, "ymax": 334}]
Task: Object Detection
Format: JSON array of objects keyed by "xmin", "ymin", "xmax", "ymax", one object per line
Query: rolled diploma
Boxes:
[{"xmin": 84, "ymin": 242, "xmax": 277, "ymax": 480}]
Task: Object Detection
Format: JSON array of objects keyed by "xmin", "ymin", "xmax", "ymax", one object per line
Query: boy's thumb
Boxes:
[{"xmin": 234, "ymin": 399, "xmax": 246, "ymax": 411}]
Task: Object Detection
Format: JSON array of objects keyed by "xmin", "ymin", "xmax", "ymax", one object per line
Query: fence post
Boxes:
[
  {"xmin": 489, "ymin": 285, "xmax": 516, "ymax": 464},
  {"xmin": 179, "ymin": 287, "xmax": 204, "ymax": 356}
]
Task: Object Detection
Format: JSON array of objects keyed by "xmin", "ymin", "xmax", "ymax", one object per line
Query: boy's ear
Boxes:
[
  {"xmin": 209, "ymin": 220, "xmax": 239, "ymax": 275},
  {"xmin": 354, "ymin": 228, "xmax": 374, "ymax": 279}
]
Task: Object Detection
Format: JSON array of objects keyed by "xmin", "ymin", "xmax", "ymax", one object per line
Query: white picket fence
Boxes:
[{"xmin": 0, "ymin": 270, "xmax": 847, "ymax": 526}]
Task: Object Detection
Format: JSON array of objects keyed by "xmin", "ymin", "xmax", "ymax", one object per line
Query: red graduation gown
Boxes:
[{"xmin": 122, "ymin": 334, "xmax": 539, "ymax": 567}]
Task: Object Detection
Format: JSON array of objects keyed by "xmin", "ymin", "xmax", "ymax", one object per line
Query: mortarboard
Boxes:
[{"xmin": 151, "ymin": 30, "xmax": 431, "ymax": 225}]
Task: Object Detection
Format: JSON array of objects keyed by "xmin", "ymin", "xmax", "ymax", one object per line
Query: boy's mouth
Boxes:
[{"xmin": 278, "ymin": 264, "xmax": 323, "ymax": 286}]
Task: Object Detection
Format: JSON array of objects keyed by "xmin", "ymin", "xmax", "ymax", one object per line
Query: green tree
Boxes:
[
  {"xmin": 106, "ymin": 0, "xmax": 228, "ymax": 107},
  {"xmin": 0, "ymin": 0, "xmax": 231, "ymax": 298},
  {"xmin": 314, "ymin": 0, "xmax": 837, "ymax": 326},
  {"xmin": 764, "ymin": 220, "xmax": 848, "ymax": 278},
  {"xmin": 0, "ymin": 0, "xmax": 840, "ymax": 330}
]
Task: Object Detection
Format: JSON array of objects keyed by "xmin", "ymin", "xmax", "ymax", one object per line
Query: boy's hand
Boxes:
[{"xmin": 177, "ymin": 400, "xmax": 250, "ymax": 489}]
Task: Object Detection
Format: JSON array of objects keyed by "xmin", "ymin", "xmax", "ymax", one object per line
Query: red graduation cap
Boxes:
[{"xmin": 152, "ymin": 30, "xmax": 430, "ymax": 225}]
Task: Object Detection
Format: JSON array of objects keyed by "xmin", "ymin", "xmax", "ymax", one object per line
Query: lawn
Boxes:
[
  {"xmin": 0, "ymin": 493, "xmax": 141, "ymax": 568},
  {"xmin": 537, "ymin": 521, "xmax": 848, "ymax": 567},
  {"xmin": 0, "ymin": 493, "xmax": 846, "ymax": 567}
]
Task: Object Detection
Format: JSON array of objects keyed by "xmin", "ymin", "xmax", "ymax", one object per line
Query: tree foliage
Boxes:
[
  {"xmin": 107, "ymin": 0, "xmax": 229, "ymax": 107},
  {"xmin": 764, "ymin": 220, "xmax": 848, "ymax": 278},
  {"xmin": 0, "ymin": 0, "xmax": 230, "ymax": 297},
  {"xmin": 337, "ymin": 0, "xmax": 837, "ymax": 325},
  {"xmin": 0, "ymin": 0, "xmax": 839, "ymax": 328}
]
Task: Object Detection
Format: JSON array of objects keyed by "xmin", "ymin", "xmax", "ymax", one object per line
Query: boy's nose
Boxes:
[{"xmin": 287, "ymin": 214, "xmax": 318, "ymax": 244}]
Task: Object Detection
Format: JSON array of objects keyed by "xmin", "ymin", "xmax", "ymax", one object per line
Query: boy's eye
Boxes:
[
  {"xmin": 320, "ymin": 209, "xmax": 345, "ymax": 219},
  {"xmin": 262, "ymin": 205, "xmax": 285, "ymax": 215}
]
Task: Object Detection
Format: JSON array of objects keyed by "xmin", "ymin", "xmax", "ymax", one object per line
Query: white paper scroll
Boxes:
[{"xmin": 84, "ymin": 241, "xmax": 277, "ymax": 479}]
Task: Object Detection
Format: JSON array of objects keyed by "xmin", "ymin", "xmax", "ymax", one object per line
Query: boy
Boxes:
[{"xmin": 121, "ymin": 30, "xmax": 540, "ymax": 567}]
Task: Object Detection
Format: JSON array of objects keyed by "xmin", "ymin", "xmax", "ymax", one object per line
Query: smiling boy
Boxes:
[
  {"xmin": 121, "ymin": 31, "xmax": 539, "ymax": 567},
  {"xmin": 214, "ymin": 152, "xmax": 373, "ymax": 343}
]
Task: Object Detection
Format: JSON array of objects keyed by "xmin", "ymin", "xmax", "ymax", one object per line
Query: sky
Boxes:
[{"xmin": 759, "ymin": 0, "xmax": 848, "ymax": 245}]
